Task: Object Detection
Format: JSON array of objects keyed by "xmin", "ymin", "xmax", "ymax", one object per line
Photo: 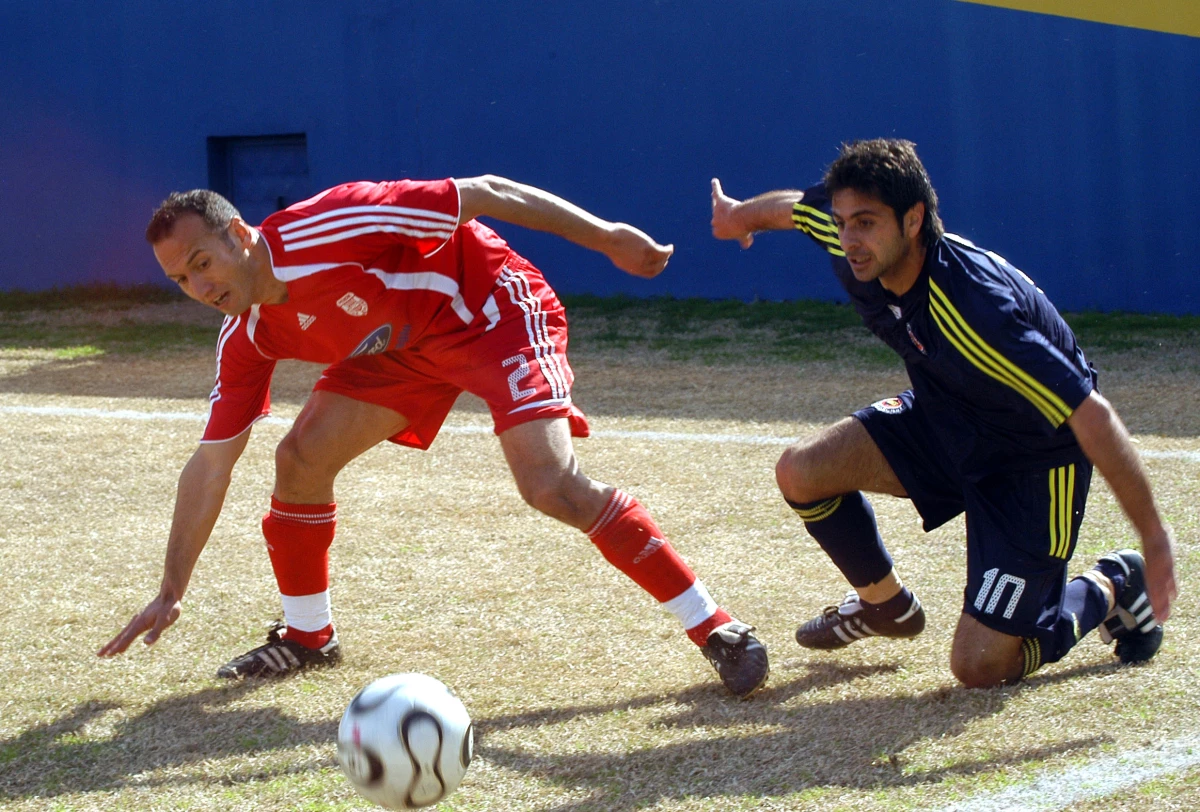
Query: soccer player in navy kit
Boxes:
[{"xmin": 710, "ymin": 139, "xmax": 1177, "ymax": 687}]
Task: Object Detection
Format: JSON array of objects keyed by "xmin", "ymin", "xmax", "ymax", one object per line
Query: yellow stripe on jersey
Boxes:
[
  {"xmin": 792, "ymin": 202, "xmax": 846, "ymax": 257},
  {"xmin": 1049, "ymin": 468, "xmax": 1058, "ymax": 556},
  {"xmin": 928, "ymin": 299, "xmax": 1064, "ymax": 425},
  {"xmin": 1048, "ymin": 464, "xmax": 1076, "ymax": 558},
  {"xmin": 1021, "ymin": 637, "xmax": 1043, "ymax": 676},
  {"xmin": 792, "ymin": 496, "xmax": 843, "ymax": 523},
  {"xmin": 927, "ymin": 279, "xmax": 1074, "ymax": 427},
  {"xmin": 795, "ymin": 204, "xmax": 838, "ymax": 233}
]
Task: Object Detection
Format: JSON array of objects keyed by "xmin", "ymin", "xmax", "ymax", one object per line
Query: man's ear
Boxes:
[
  {"xmin": 904, "ymin": 202, "xmax": 925, "ymax": 240},
  {"xmin": 228, "ymin": 217, "xmax": 253, "ymax": 250}
]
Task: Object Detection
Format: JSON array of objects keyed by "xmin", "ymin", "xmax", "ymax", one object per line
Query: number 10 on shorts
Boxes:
[{"xmin": 974, "ymin": 568, "xmax": 1026, "ymax": 619}]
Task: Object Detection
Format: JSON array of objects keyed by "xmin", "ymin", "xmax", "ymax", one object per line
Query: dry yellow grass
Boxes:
[{"xmin": 0, "ymin": 302, "xmax": 1196, "ymax": 811}]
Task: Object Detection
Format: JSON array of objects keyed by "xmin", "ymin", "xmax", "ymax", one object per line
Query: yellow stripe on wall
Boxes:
[{"xmin": 956, "ymin": 0, "xmax": 1200, "ymax": 40}]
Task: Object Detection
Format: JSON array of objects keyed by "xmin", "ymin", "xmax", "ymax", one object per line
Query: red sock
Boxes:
[
  {"xmin": 283, "ymin": 624, "xmax": 334, "ymax": 649},
  {"xmin": 685, "ymin": 609, "xmax": 733, "ymax": 647},
  {"xmin": 262, "ymin": 496, "xmax": 336, "ymax": 648},
  {"xmin": 587, "ymin": 490, "xmax": 728, "ymax": 646}
]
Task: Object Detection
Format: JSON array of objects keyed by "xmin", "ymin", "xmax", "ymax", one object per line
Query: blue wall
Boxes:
[{"xmin": 2, "ymin": 1, "xmax": 1198, "ymax": 312}]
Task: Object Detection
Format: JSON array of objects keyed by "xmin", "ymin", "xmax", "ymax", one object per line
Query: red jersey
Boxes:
[{"xmin": 201, "ymin": 179, "xmax": 515, "ymax": 442}]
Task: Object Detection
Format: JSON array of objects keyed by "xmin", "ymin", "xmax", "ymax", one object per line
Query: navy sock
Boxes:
[
  {"xmin": 1026, "ymin": 575, "xmax": 1111, "ymax": 674},
  {"xmin": 863, "ymin": 586, "xmax": 917, "ymax": 619},
  {"xmin": 786, "ymin": 491, "xmax": 893, "ymax": 587},
  {"xmin": 1092, "ymin": 557, "xmax": 1128, "ymax": 598}
]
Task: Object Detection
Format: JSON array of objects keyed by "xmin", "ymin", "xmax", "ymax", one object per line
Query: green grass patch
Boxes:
[
  {"xmin": 561, "ymin": 294, "xmax": 863, "ymax": 333},
  {"xmin": 562, "ymin": 295, "xmax": 1200, "ymax": 364},
  {"xmin": 562, "ymin": 294, "xmax": 896, "ymax": 365},
  {"xmin": 1, "ymin": 285, "xmax": 1198, "ymax": 363},
  {"xmin": 0, "ymin": 320, "xmax": 216, "ymax": 355},
  {"xmin": 0, "ymin": 282, "xmax": 184, "ymax": 311},
  {"xmin": 1063, "ymin": 311, "xmax": 1200, "ymax": 351},
  {"xmin": 53, "ymin": 345, "xmax": 105, "ymax": 360}
]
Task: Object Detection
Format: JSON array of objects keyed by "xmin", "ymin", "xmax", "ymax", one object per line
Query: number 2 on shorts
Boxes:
[{"xmin": 503, "ymin": 353, "xmax": 536, "ymax": 401}]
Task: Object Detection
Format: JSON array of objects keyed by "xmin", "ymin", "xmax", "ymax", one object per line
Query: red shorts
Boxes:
[{"xmin": 315, "ymin": 255, "xmax": 589, "ymax": 450}]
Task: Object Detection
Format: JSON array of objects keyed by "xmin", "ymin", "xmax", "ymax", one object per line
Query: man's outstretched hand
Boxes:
[
  {"xmin": 98, "ymin": 593, "xmax": 182, "ymax": 656},
  {"xmin": 604, "ymin": 223, "xmax": 674, "ymax": 278},
  {"xmin": 1143, "ymin": 527, "xmax": 1178, "ymax": 623},
  {"xmin": 710, "ymin": 178, "xmax": 754, "ymax": 248}
]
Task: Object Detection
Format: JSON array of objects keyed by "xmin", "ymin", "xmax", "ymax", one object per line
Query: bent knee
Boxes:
[
  {"xmin": 949, "ymin": 647, "xmax": 1023, "ymax": 689},
  {"xmin": 515, "ymin": 473, "xmax": 595, "ymax": 525},
  {"xmin": 275, "ymin": 432, "xmax": 335, "ymax": 484},
  {"xmin": 776, "ymin": 444, "xmax": 825, "ymax": 503},
  {"xmin": 516, "ymin": 478, "xmax": 559, "ymax": 515}
]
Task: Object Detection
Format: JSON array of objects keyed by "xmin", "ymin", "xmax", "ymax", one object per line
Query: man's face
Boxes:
[
  {"xmin": 154, "ymin": 214, "xmax": 256, "ymax": 315},
  {"xmin": 830, "ymin": 188, "xmax": 920, "ymax": 285}
]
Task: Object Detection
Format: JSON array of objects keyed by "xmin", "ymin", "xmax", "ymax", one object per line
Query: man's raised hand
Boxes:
[{"xmin": 711, "ymin": 178, "xmax": 754, "ymax": 249}]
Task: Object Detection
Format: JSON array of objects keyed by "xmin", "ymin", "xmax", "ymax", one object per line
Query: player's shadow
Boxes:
[
  {"xmin": 0, "ymin": 680, "xmax": 338, "ymax": 801},
  {"xmin": 476, "ymin": 660, "xmax": 1118, "ymax": 812}
]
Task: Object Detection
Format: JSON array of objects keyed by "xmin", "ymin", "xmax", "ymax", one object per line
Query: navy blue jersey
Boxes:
[{"xmin": 793, "ymin": 184, "xmax": 1096, "ymax": 478}]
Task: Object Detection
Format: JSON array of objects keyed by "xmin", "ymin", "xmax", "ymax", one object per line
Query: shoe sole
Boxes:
[
  {"xmin": 1115, "ymin": 624, "xmax": 1164, "ymax": 664},
  {"xmin": 216, "ymin": 648, "xmax": 342, "ymax": 679}
]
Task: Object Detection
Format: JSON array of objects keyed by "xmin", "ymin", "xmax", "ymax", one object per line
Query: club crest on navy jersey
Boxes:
[
  {"xmin": 870, "ymin": 396, "xmax": 906, "ymax": 415},
  {"xmin": 906, "ymin": 322, "xmax": 927, "ymax": 355}
]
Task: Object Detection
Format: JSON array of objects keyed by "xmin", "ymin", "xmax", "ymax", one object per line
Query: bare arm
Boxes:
[
  {"xmin": 455, "ymin": 174, "xmax": 673, "ymax": 279},
  {"xmin": 710, "ymin": 178, "xmax": 804, "ymax": 249},
  {"xmin": 1067, "ymin": 391, "xmax": 1177, "ymax": 620},
  {"xmin": 98, "ymin": 430, "xmax": 251, "ymax": 655}
]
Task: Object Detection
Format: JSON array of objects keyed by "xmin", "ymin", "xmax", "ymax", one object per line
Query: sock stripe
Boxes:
[
  {"xmin": 661, "ymin": 581, "xmax": 718, "ymax": 630},
  {"xmin": 280, "ymin": 592, "xmax": 333, "ymax": 632},
  {"xmin": 270, "ymin": 507, "xmax": 337, "ymax": 524},
  {"xmin": 586, "ymin": 489, "xmax": 633, "ymax": 538},
  {"xmin": 1022, "ymin": 637, "xmax": 1043, "ymax": 676},
  {"xmin": 791, "ymin": 496, "xmax": 843, "ymax": 523}
]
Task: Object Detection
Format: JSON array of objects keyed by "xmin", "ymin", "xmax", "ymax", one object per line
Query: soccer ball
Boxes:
[{"xmin": 337, "ymin": 673, "xmax": 473, "ymax": 809}]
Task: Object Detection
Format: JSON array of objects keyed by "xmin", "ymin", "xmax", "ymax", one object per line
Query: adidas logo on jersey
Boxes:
[
  {"xmin": 336, "ymin": 292, "xmax": 368, "ymax": 317},
  {"xmin": 633, "ymin": 536, "xmax": 666, "ymax": 564},
  {"xmin": 297, "ymin": 313, "xmax": 316, "ymax": 330}
]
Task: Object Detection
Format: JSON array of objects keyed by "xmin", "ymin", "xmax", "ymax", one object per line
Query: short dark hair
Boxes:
[
  {"xmin": 145, "ymin": 189, "xmax": 241, "ymax": 245},
  {"xmin": 824, "ymin": 139, "xmax": 944, "ymax": 248}
]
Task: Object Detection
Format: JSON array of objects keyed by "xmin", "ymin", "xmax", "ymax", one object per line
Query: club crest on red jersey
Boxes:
[
  {"xmin": 870, "ymin": 396, "xmax": 906, "ymax": 415},
  {"xmin": 337, "ymin": 292, "xmax": 369, "ymax": 317}
]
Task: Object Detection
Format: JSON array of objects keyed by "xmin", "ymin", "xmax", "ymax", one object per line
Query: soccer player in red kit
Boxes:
[{"xmin": 98, "ymin": 175, "xmax": 769, "ymax": 698}]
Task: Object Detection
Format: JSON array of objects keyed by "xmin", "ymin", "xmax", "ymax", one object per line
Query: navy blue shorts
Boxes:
[{"xmin": 854, "ymin": 390, "xmax": 1093, "ymax": 639}]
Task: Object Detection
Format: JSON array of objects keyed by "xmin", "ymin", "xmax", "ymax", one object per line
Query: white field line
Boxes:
[
  {"xmin": 936, "ymin": 734, "xmax": 1200, "ymax": 812},
  {"xmin": 1, "ymin": 404, "xmax": 1199, "ymax": 462}
]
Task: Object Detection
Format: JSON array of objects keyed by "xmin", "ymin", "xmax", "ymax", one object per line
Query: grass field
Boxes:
[{"xmin": 1, "ymin": 291, "xmax": 1198, "ymax": 811}]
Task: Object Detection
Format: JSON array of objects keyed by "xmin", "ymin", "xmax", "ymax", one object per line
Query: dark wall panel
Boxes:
[{"xmin": 1, "ymin": 1, "xmax": 1197, "ymax": 312}]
